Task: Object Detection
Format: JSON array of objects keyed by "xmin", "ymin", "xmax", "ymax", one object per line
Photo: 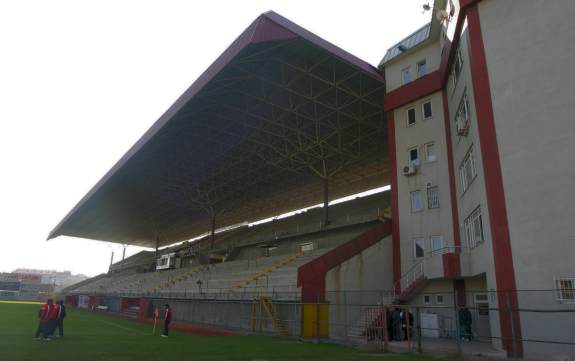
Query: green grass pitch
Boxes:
[{"xmin": 0, "ymin": 301, "xmax": 442, "ymax": 361}]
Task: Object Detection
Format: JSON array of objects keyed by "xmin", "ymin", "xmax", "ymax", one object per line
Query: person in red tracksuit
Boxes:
[
  {"xmin": 47, "ymin": 301, "xmax": 60, "ymax": 338},
  {"xmin": 34, "ymin": 299, "xmax": 52, "ymax": 340},
  {"xmin": 161, "ymin": 304, "xmax": 172, "ymax": 337}
]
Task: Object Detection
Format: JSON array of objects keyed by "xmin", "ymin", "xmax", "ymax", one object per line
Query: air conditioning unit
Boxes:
[
  {"xmin": 456, "ymin": 117, "xmax": 469, "ymax": 136},
  {"xmin": 403, "ymin": 164, "xmax": 417, "ymax": 176}
]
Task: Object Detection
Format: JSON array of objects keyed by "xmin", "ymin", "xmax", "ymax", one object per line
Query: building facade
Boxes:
[{"xmin": 381, "ymin": 0, "xmax": 575, "ymax": 359}]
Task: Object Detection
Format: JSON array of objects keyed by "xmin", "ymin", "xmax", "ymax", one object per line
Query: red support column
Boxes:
[{"xmin": 387, "ymin": 111, "xmax": 401, "ymax": 293}]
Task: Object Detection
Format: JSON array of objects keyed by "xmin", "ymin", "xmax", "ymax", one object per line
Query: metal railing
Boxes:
[{"xmin": 397, "ymin": 261, "xmax": 425, "ymax": 295}]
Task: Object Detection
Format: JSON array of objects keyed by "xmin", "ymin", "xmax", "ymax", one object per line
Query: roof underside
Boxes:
[{"xmin": 48, "ymin": 11, "xmax": 388, "ymax": 248}]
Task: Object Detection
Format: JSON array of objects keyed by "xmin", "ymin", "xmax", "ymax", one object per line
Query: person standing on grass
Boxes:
[
  {"xmin": 161, "ymin": 304, "xmax": 172, "ymax": 337},
  {"xmin": 56, "ymin": 300, "xmax": 66, "ymax": 337},
  {"xmin": 34, "ymin": 299, "xmax": 52, "ymax": 340},
  {"xmin": 46, "ymin": 300, "xmax": 60, "ymax": 338}
]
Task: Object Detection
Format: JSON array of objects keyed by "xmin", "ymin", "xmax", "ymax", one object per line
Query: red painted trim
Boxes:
[
  {"xmin": 387, "ymin": 112, "xmax": 401, "ymax": 293},
  {"xmin": 453, "ymin": 279, "xmax": 466, "ymax": 307},
  {"xmin": 442, "ymin": 90, "xmax": 462, "ymax": 250},
  {"xmin": 442, "ymin": 253, "xmax": 461, "ymax": 278},
  {"xmin": 384, "ymin": 71, "xmax": 442, "ymax": 110},
  {"xmin": 297, "ymin": 222, "xmax": 392, "ymax": 302},
  {"xmin": 466, "ymin": 5, "xmax": 523, "ymax": 358}
]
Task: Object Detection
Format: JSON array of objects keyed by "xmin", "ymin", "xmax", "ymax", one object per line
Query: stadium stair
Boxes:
[
  {"xmin": 223, "ymin": 251, "xmax": 305, "ymax": 294},
  {"xmin": 251, "ymin": 296, "xmax": 290, "ymax": 336},
  {"xmin": 145, "ymin": 265, "xmax": 205, "ymax": 293},
  {"xmin": 393, "ymin": 261, "xmax": 428, "ymax": 303},
  {"xmin": 352, "ymin": 262, "xmax": 428, "ymax": 341}
]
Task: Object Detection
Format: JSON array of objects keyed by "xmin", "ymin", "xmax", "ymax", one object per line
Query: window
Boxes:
[
  {"xmin": 436, "ymin": 295, "xmax": 444, "ymax": 304},
  {"xmin": 451, "ymin": 49, "xmax": 464, "ymax": 91},
  {"xmin": 455, "ymin": 91, "xmax": 471, "ymax": 135},
  {"xmin": 425, "ymin": 142, "xmax": 437, "ymax": 162},
  {"xmin": 407, "ymin": 107, "xmax": 416, "ymax": 126},
  {"xmin": 402, "ymin": 67, "xmax": 412, "ymax": 84},
  {"xmin": 431, "ymin": 235, "xmax": 445, "ymax": 254},
  {"xmin": 408, "ymin": 147, "xmax": 419, "ymax": 166},
  {"xmin": 422, "ymin": 101, "xmax": 433, "ymax": 120},
  {"xmin": 423, "ymin": 295, "xmax": 431, "ymax": 305},
  {"xmin": 556, "ymin": 278, "xmax": 575, "ymax": 303},
  {"xmin": 410, "ymin": 191, "xmax": 423, "ymax": 212},
  {"xmin": 413, "ymin": 238, "xmax": 425, "ymax": 258},
  {"xmin": 417, "ymin": 60, "xmax": 427, "ymax": 77},
  {"xmin": 427, "ymin": 186, "xmax": 440, "ymax": 209},
  {"xmin": 459, "ymin": 146, "xmax": 477, "ymax": 192},
  {"xmin": 464, "ymin": 206, "xmax": 484, "ymax": 248}
]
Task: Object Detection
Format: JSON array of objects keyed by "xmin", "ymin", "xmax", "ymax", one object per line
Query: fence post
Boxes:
[
  {"xmin": 505, "ymin": 290, "xmax": 518, "ymax": 359},
  {"xmin": 454, "ymin": 290, "xmax": 462, "ymax": 356},
  {"xmin": 406, "ymin": 306, "xmax": 412, "ymax": 353},
  {"xmin": 383, "ymin": 305, "xmax": 389, "ymax": 353},
  {"xmin": 293, "ymin": 301, "xmax": 298, "ymax": 338},
  {"xmin": 343, "ymin": 290, "xmax": 348, "ymax": 344},
  {"xmin": 316, "ymin": 293, "xmax": 320, "ymax": 343},
  {"xmin": 416, "ymin": 306, "xmax": 422, "ymax": 353}
]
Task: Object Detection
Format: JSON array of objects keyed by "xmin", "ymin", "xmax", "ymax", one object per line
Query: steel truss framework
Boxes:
[{"xmin": 48, "ymin": 12, "xmax": 388, "ymax": 247}]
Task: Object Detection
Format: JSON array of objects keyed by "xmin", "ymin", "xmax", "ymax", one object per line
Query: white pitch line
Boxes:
[{"xmin": 96, "ymin": 318, "xmax": 150, "ymax": 336}]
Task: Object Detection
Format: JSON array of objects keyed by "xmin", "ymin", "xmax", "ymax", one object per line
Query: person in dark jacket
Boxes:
[
  {"xmin": 391, "ymin": 308, "xmax": 402, "ymax": 341},
  {"xmin": 459, "ymin": 307, "xmax": 473, "ymax": 341},
  {"xmin": 56, "ymin": 300, "xmax": 66, "ymax": 337},
  {"xmin": 161, "ymin": 304, "xmax": 173, "ymax": 337}
]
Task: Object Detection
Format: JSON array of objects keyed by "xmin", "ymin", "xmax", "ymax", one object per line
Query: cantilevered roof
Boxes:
[{"xmin": 48, "ymin": 11, "xmax": 388, "ymax": 248}]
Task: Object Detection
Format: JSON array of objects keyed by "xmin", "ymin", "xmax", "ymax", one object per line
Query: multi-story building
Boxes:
[
  {"xmin": 12, "ymin": 269, "xmax": 88, "ymax": 291},
  {"xmin": 381, "ymin": 0, "xmax": 575, "ymax": 359}
]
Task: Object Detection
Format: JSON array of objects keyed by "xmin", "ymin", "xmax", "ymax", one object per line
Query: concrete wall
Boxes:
[
  {"xmin": 325, "ymin": 235, "xmax": 393, "ymax": 340},
  {"xmin": 478, "ymin": 0, "xmax": 575, "ymax": 359}
]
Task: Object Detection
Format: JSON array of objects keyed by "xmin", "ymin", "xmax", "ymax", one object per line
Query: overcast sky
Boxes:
[{"xmin": 0, "ymin": 1, "xmax": 429, "ymax": 277}]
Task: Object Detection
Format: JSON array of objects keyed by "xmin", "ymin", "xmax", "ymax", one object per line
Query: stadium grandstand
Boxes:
[
  {"xmin": 46, "ymin": 1, "xmax": 575, "ymax": 360},
  {"xmin": 51, "ymin": 9, "xmax": 394, "ymax": 344}
]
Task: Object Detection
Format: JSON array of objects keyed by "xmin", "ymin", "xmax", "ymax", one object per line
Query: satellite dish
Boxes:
[{"xmin": 436, "ymin": 9, "xmax": 449, "ymax": 22}]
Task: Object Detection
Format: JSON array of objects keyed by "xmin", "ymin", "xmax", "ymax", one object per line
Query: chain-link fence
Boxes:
[{"xmin": 72, "ymin": 288, "xmax": 575, "ymax": 360}]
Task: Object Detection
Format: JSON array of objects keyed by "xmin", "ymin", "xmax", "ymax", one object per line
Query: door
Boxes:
[{"xmin": 473, "ymin": 293, "xmax": 491, "ymax": 339}]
